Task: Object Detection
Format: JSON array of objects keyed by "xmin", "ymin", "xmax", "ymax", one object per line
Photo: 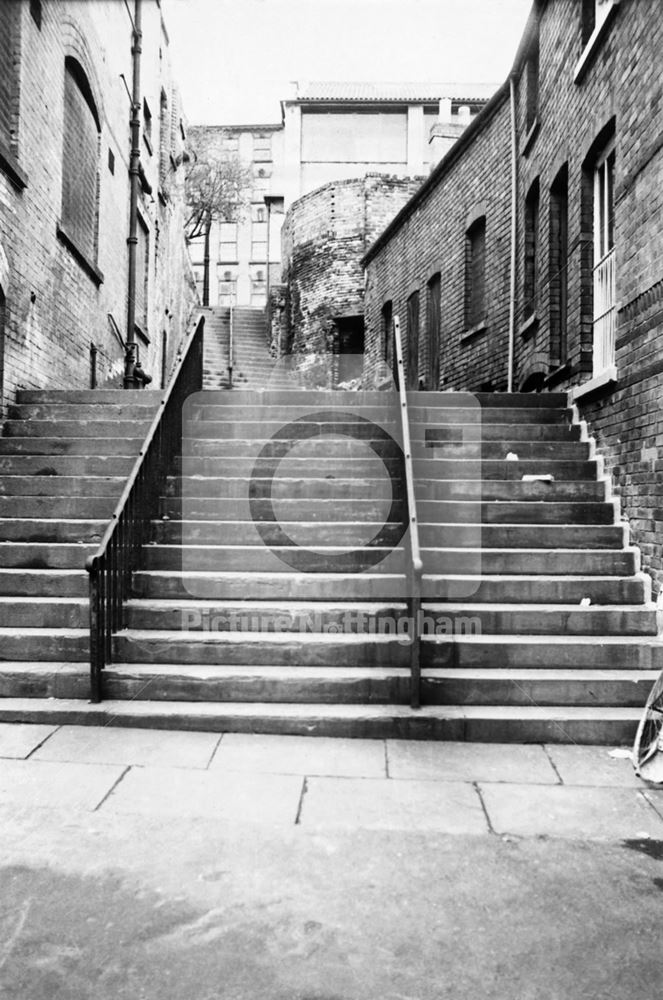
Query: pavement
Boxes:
[{"xmin": 1, "ymin": 723, "xmax": 663, "ymax": 998}]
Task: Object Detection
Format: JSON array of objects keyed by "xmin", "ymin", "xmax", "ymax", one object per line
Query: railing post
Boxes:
[{"xmin": 88, "ymin": 558, "xmax": 102, "ymax": 703}]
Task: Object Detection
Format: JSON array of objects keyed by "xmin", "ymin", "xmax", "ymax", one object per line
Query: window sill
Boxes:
[
  {"xmin": 574, "ymin": 2, "xmax": 620, "ymax": 84},
  {"xmin": 0, "ymin": 143, "xmax": 28, "ymax": 190},
  {"xmin": 544, "ymin": 361, "xmax": 573, "ymax": 387},
  {"xmin": 460, "ymin": 321, "xmax": 488, "ymax": 344},
  {"xmin": 521, "ymin": 118, "xmax": 540, "ymax": 158},
  {"xmin": 519, "ymin": 313, "xmax": 539, "ymax": 340},
  {"xmin": 56, "ymin": 224, "xmax": 104, "ymax": 286},
  {"xmin": 571, "ymin": 366, "xmax": 617, "ymax": 402}
]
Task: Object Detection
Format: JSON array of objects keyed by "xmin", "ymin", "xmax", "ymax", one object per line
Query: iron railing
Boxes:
[
  {"xmin": 228, "ymin": 301, "xmax": 235, "ymax": 388},
  {"xmin": 393, "ymin": 315, "xmax": 423, "ymax": 709},
  {"xmin": 86, "ymin": 313, "xmax": 205, "ymax": 702}
]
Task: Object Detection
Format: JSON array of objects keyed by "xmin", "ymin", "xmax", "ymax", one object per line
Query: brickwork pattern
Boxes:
[
  {"xmin": 363, "ymin": 0, "xmax": 663, "ymax": 593},
  {"xmin": 0, "ymin": 0, "xmax": 197, "ymax": 409}
]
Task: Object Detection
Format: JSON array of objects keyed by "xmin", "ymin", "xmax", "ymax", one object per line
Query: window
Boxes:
[
  {"xmin": 592, "ymin": 140, "xmax": 616, "ymax": 374},
  {"xmin": 251, "ymin": 221, "xmax": 267, "ymax": 261},
  {"xmin": 0, "ymin": 284, "xmax": 5, "ymax": 408},
  {"xmin": 143, "ymin": 99, "xmax": 153, "ymax": 154},
  {"xmin": 219, "ymin": 223, "xmax": 238, "ymax": 261},
  {"xmin": 135, "ymin": 216, "xmax": 149, "ymax": 334},
  {"xmin": 254, "ymin": 206, "xmax": 266, "ymax": 223},
  {"xmin": 0, "ymin": 2, "xmax": 19, "ymax": 156},
  {"xmin": 61, "ymin": 58, "xmax": 101, "ymax": 267},
  {"xmin": 251, "ymin": 270, "xmax": 266, "ymax": 306},
  {"xmin": 549, "ymin": 165, "xmax": 569, "ymax": 365},
  {"xmin": 30, "ymin": 0, "xmax": 42, "ymax": 29},
  {"xmin": 222, "ymin": 134, "xmax": 239, "ymax": 156},
  {"xmin": 582, "ymin": 0, "xmax": 615, "ymax": 45},
  {"xmin": 218, "ymin": 271, "xmax": 237, "ymax": 306},
  {"xmin": 464, "ymin": 217, "xmax": 486, "ymax": 330},
  {"xmin": 159, "ymin": 89, "xmax": 169, "ymax": 189},
  {"xmin": 382, "ymin": 300, "xmax": 393, "ymax": 364},
  {"xmin": 425, "ymin": 274, "xmax": 441, "ymax": 390},
  {"xmin": 523, "ymin": 180, "xmax": 540, "ymax": 320},
  {"xmin": 253, "ymin": 134, "xmax": 271, "ymax": 161},
  {"xmin": 524, "ymin": 37, "xmax": 539, "ymax": 132},
  {"xmin": 406, "ymin": 290, "xmax": 420, "ymax": 390}
]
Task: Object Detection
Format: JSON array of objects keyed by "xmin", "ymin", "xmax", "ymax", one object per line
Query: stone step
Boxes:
[
  {"xmin": 123, "ymin": 599, "xmax": 656, "ymax": 637},
  {"xmin": 16, "ymin": 390, "xmax": 162, "ymax": 405},
  {"xmin": 0, "ymin": 663, "xmax": 88, "ymax": 699},
  {"xmin": 0, "ymin": 476, "xmax": 125, "ymax": 497},
  {"xmin": 114, "ymin": 629, "xmax": 410, "ymax": 667},
  {"xmin": 162, "ymin": 497, "xmax": 614, "ymax": 524},
  {"xmin": 0, "ymin": 496, "xmax": 118, "ymax": 518},
  {"xmin": 422, "ymin": 668, "xmax": 656, "ymax": 707},
  {"xmin": 140, "ymin": 544, "xmax": 636, "ymax": 576},
  {"xmin": 2, "ymin": 420, "xmax": 152, "ymax": 439},
  {"xmin": 0, "ymin": 597, "xmax": 88, "ymax": 627},
  {"xmin": 0, "ymin": 437, "xmax": 144, "ymax": 456},
  {"xmin": 420, "ymin": 634, "xmax": 663, "ymax": 670},
  {"xmin": 0, "ymin": 542, "xmax": 96, "ymax": 568},
  {"xmin": 0, "ymin": 455, "xmax": 136, "ymax": 476},
  {"xmin": 417, "ymin": 441, "xmax": 590, "ymax": 460},
  {"xmin": 176, "ymin": 453, "xmax": 598, "ymax": 480},
  {"xmin": 131, "ymin": 570, "xmax": 647, "ymax": 604},
  {"xmin": 193, "ymin": 389, "xmax": 568, "ymax": 408},
  {"xmin": 0, "ymin": 518, "xmax": 106, "ymax": 543},
  {"xmin": 151, "ymin": 519, "xmax": 626, "ymax": 549},
  {"xmin": 166, "ymin": 476, "xmax": 605, "ymax": 503},
  {"xmin": 0, "ymin": 698, "xmax": 640, "ymax": 743},
  {"xmin": 0, "ymin": 628, "xmax": 88, "ymax": 661},
  {"xmin": 190, "ymin": 403, "xmax": 569, "ymax": 426},
  {"xmin": 8, "ymin": 403, "xmax": 159, "ymax": 421},
  {"xmin": 103, "ymin": 664, "xmax": 411, "ymax": 704},
  {"xmin": 0, "ymin": 569, "xmax": 88, "ymax": 597}
]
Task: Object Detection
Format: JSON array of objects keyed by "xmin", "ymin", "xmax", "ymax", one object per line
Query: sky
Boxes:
[{"xmin": 161, "ymin": 0, "xmax": 534, "ymax": 126}]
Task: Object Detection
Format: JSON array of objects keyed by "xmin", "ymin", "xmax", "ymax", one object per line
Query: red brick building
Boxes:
[
  {"xmin": 0, "ymin": 0, "xmax": 197, "ymax": 407},
  {"xmin": 363, "ymin": 0, "xmax": 663, "ymax": 593}
]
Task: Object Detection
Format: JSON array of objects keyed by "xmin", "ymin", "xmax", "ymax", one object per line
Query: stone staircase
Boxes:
[
  {"xmin": 0, "ymin": 390, "xmax": 161, "ymax": 699},
  {"xmin": 203, "ymin": 306, "xmax": 294, "ymax": 390},
  {"xmin": 2, "ymin": 388, "xmax": 658, "ymax": 742}
]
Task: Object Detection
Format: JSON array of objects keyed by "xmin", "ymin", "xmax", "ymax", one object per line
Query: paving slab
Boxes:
[
  {"xmin": 545, "ymin": 743, "xmax": 642, "ymax": 786},
  {"xmin": 387, "ymin": 740, "xmax": 558, "ymax": 784},
  {"xmin": 211, "ymin": 732, "xmax": 386, "ymax": 777},
  {"xmin": 32, "ymin": 724, "xmax": 221, "ymax": 769},
  {"xmin": 0, "ymin": 722, "xmax": 58, "ymax": 759},
  {"xmin": 102, "ymin": 765, "xmax": 303, "ymax": 824},
  {"xmin": 300, "ymin": 776, "xmax": 489, "ymax": 833},
  {"xmin": 480, "ymin": 783, "xmax": 663, "ymax": 839},
  {"xmin": 0, "ymin": 758, "xmax": 123, "ymax": 810}
]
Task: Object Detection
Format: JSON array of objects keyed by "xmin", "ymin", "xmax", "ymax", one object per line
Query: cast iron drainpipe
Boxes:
[
  {"xmin": 124, "ymin": 0, "xmax": 150, "ymax": 388},
  {"xmin": 507, "ymin": 74, "xmax": 518, "ymax": 393}
]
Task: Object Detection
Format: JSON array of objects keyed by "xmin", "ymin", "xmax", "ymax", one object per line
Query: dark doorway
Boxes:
[
  {"xmin": 0, "ymin": 285, "xmax": 5, "ymax": 411},
  {"xmin": 335, "ymin": 315, "xmax": 364, "ymax": 386}
]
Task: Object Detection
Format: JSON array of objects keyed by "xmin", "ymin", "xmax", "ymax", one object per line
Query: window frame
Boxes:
[{"xmin": 464, "ymin": 216, "xmax": 487, "ymax": 335}]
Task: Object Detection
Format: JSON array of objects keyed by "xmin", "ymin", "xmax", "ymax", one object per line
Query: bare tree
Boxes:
[{"xmin": 185, "ymin": 140, "xmax": 252, "ymax": 304}]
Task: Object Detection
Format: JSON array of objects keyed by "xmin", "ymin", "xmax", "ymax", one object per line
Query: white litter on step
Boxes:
[
  {"xmin": 608, "ymin": 748, "xmax": 633, "ymax": 760},
  {"xmin": 506, "ymin": 452, "xmax": 519, "ymax": 461},
  {"xmin": 521, "ymin": 474, "xmax": 554, "ymax": 482},
  {"xmin": 580, "ymin": 597, "xmax": 591, "ymax": 606}
]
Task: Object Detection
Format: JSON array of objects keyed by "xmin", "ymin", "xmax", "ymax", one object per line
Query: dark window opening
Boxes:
[
  {"xmin": 335, "ymin": 315, "xmax": 364, "ymax": 386},
  {"xmin": 525, "ymin": 38, "xmax": 539, "ymax": 131},
  {"xmin": 549, "ymin": 165, "xmax": 569, "ymax": 365},
  {"xmin": 160, "ymin": 329, "xmax": 168, "ymax": 389},
  {"xmin": 134, "ymin": 216, "xmax": 149, "ymax": 334},
  {"xmin": 465, "ymin": 217, "xmax": 486, "ymax": 330},
  {"xmin": 61, "ymin": 58, "xmax": 100, "ymax": 264},
  {"xmin": 382, "ymin": 300, "xmax": 394, "ymax": 379},
  {"xmin": 524, "ymin": 180, "xmax": 540, "ymax": 319},
  {"xmin": 108, "ymin": 148, "xmax": 115, "ymax": 174},
  {"xmin": 30, "ymin": 0, "xmax": 42, "ymax": 29},
  {"xmin": 143, "ymin": 99, "xmax": 153, "ymax": 153},
  {"xmin": 406, "ymin": 290, "xmax": 420, "ymax": 390},
  {"xmin": 425, "ymin": 273, "xmax": 441, "ymax": 390},
  {"xmin": 0, "ymin": 285, "xmax": 5, "ymax": 409},
  {"xmin": 0, "ymin": 2, "xmax": 19, "ymax": 152}
]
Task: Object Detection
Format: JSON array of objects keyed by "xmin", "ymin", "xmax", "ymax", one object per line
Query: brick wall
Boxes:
[
  {"xmin": 281, "ymin": 174, "xmax": 423, "ymax": 357},
  {"xmin": 0, "ymin": 0, "xmax": 198, "ymax": 408},
  {"xmin": 363, "ymin": 0, "xmax": 663, "ymax": 593}
]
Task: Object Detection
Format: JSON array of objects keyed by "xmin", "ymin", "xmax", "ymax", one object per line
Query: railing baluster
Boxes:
[
  {"xmin": 85, "ymin": 313, "xmax": 205, "ymax": 702},
  {"xmin": 392, "ymin": 316, "xmax": 424, "ymax": 710}
]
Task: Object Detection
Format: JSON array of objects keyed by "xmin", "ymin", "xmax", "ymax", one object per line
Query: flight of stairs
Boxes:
[
  {"xmin": 0, "ymin": 390, "xmax": 161, "ymax": 701},
  {"xmin": 203, "ymin": 307, "xmax": 294, "ymax": 390},
  {"xmin": 4, "ymin": 388, "xmax": 658, "ymax": 742}
]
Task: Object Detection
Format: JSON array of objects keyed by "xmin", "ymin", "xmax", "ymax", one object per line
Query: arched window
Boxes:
[{"xmin": 61, "ymin": 57, "xmax": 101, "ymax": 265}]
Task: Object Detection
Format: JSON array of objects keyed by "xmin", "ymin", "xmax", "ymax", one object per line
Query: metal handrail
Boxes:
[
  {"xmin": 86, "ymin": 312, "xmax": 205, "ymax": 702},
  {"xmin": 392, "ymin": 315, "xmax": 423, "ymax": 709},
  {"xmin": 228, "ymin": 300, "xmax": 235, "ymax": 389}
]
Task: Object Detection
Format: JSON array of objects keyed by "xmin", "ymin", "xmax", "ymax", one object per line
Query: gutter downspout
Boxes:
[
  {"xmin": 124, "ymin": 0, "xmax": 143, "ymax": 388},
  {"xmin": 507, "ymin": 74, "xmax": 518, "ymax": 393}
]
